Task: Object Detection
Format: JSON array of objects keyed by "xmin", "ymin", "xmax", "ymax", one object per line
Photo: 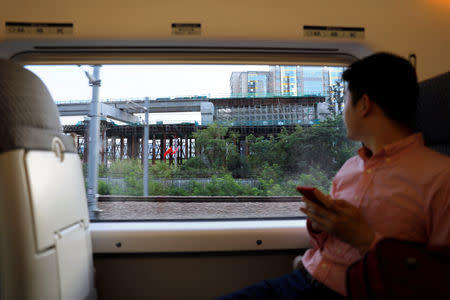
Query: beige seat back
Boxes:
[{"xmin": 0, "ymin": 59, "xmax": 96, "ymax": 300}]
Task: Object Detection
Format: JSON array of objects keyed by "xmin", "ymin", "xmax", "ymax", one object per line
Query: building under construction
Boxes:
[
  {"xmin": 61, "ymin": 95, "xmax": 325, "ymax": 164},
  {"xmin": 211, "ymin": 96, "xmax": 322, "ymax": 126}
]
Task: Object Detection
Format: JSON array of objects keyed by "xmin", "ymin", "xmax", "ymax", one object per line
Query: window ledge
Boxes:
[{"xmin": 90, "ymin": 219, "xmax": 310, "ymax": 253}]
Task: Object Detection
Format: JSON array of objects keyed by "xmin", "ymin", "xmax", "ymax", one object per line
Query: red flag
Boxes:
[{"xmin": 164, "ymin": 147, "xmax": 173, "ymax": 157}]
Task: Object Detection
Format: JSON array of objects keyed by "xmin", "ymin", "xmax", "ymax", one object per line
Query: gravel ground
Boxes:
[{"xmin": 96, "ymin": 201, "xmax": 305, "ymax": 220}]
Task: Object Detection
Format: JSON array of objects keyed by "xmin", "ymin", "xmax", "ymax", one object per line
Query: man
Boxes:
[{"xmin": 215, "ymin": 52, "xmax": 450, "ymax": 300}]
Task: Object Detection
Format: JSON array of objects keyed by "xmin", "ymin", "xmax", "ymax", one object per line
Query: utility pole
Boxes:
[
  {"xmin": 143, "ymin": 97, "xmax": 150, "ymax": 196},
  {"xmin": 85, "ymin": 65, "xmax": 102, "ymax": 219}
]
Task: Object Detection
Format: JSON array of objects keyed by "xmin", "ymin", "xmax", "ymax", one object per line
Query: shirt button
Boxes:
[
  {"xmin": 366, "ymin": 168, "xmax": 372, "ymax": 174},
  {"xmin": 385, "ymin": 158, "xmax": 391, "ymax": 162},
  {"xmin": 321, "ymin": 263, "xmax": 328, "ymax": 268}
]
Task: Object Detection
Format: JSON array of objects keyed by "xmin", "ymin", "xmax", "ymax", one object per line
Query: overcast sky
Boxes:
[
  {"xmin": 26, "ymin": 64, "xmax": 272, "ymax": 124},
  {"xmin": 26, "ymin": 64, "xmax": 342, "ymax": 125},
  {"xmin": 26, "ymin": 64, "xmax": 270, "ymax": 101}
]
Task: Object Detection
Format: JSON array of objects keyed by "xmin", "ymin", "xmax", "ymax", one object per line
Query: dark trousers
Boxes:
[{"xmin": 214, "ymin": 268, "xmax": 346, "ymax": 300}]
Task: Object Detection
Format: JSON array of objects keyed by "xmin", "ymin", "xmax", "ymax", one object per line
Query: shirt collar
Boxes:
[{"xmin": 357, "ymin": 132, "xmax": 424, "ymax": 162}]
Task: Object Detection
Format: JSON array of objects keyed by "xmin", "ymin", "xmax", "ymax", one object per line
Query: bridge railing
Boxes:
[{"xmin": 54, "ymin": 92, "xmax": 329, "ymax": 105}]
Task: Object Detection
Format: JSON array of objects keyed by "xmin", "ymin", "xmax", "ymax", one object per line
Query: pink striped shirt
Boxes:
[{"xmin": 302, "ymin": 133, "xmax": 450, "ymax": 296}]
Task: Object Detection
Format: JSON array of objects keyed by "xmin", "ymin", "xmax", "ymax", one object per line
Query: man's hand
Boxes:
[{"xmin": 300, "ymin": 189, "xmax": 375, "ymax": 254}]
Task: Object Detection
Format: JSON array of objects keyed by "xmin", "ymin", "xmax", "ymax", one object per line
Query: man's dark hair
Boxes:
[{"xmin": 342, "ymin": 52, "xmax": 419, "ymax": 129}]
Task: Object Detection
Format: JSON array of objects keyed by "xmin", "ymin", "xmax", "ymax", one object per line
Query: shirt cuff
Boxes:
[
  {"xmin": 306, "ymin": 219, "xmax": 328, "ymax": 249},
  {"xmin": 306, "ymin": 218, "xmax": 322, "ymax": 234}
]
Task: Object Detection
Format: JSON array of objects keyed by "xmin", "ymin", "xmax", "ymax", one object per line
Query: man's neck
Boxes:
[{"xmin": 362, "ymin": 122, "xmax": 414, "ymax": 155}]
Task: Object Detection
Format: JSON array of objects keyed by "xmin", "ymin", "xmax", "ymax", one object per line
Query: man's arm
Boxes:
[
  {"xmin": 300, "ymin": 183, "xmax": 337, "ymax": 249},
  {"xmin": 305, "ymin": 218, "xmax": 329, "ymax": 249},
  {"xmin": 428, "ymin": 170, "xmax": 450, "ymax": 246},
  {"xmin": 300, "ymin": 188, "xmax": 376, "ymax": 254}
]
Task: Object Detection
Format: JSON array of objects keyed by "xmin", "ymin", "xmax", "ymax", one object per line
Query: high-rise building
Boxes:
[
  {"xmin": 269, "ymin": 65, "xmax": 298, "ymax": 96},
  {"xmin": 298, "ymin": 66, "xmax": 329, "ymax": 96},
  {"xmin": 233, "ymin": 66, "xmax": 335, "ymax": 98},
  {"xmin": 328, "ymin": 66, "xmax": 345, "ymax": 86},
  {"xmin": 228, "ymin": 66, "xmax": 345, "ymax": 124},
  {"xmin": 230, "ymin": 71, "xmax": 272, "ymax": 97},
  {"xmin": 230, "ymin": 72, "xmax": 243, "ymax": 96}
]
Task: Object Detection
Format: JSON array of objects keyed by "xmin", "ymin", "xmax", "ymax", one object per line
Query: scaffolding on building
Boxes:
[
  {"xmin": 63, "ymin": 95, "xmax": 325, "ymax": 164},
  {"xmin": 211, "ymin": 96, "xmax": 325, "ymax": 126}
]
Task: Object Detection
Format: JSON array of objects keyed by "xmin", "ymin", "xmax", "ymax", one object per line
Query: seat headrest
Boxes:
[
  {"xmin": 0, "ymin": 59, "xmax": 76, "ymax": 154},
  {"xmin": 415, "ymin": 71, "xmax": 450, "ymax": 155}
]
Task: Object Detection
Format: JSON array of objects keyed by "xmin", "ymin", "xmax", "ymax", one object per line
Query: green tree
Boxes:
[
  {"xmin": 93, "ymin": 115, "xmax": 359, "ymax": 197},
  {"xmin": 179, "ymin": 156, "xmax": 214, "ymax": 178},
  {"xmin": 246, "ymin": 134, "xmax": 280, "ymax": 176},
  {"xmin": 287, "ymin": 115, "xmax": 359, "ymax": 176},
  {"xmin": 246, "ymin": 114, "xmax": 359, "ymax": 181},
  {"xmin": 193, "ymin": 123, "xmax": 243, "ymax": 175},
  {"xmin": 327, "ymin": 79, "xmax": 345, "ymax": 116}
]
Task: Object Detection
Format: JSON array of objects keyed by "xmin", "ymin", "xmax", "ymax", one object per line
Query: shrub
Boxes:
[{"xmin": 97, "ymin": 180, "xmax": 111, "ymax": 195}]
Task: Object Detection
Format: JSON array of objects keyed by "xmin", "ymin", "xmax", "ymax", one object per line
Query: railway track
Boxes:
[
  {"xmin": 98, "ymin": 195, "xmax": 304, "ymax": 202},
  {"xmin": 95, "ymin": 196, "xmax": 306, "ymax": 220}
]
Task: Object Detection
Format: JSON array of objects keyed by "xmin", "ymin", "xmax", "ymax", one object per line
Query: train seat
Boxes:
[
  {"xmin": 0, "ymin": 59, "xmax": 97, "ymax": 300},
  {"xmin": 415, "ymin": 71, "xmax": 450, "ymax": 156}
]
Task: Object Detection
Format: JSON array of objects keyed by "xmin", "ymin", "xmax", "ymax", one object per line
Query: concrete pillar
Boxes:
[
  {"xmin": 83, "ymin": 130, "xmax": 89, "ymax": 163},
  {"xmin": 100, "ymin": 128, "xmax": 106, "ymax": 164},
  {"xmin": 128, "ymin": 135, "xmax": 139, "ymax": 159},
  {"xmin": 131, "ymin": 135, "xmax": 136, "ymax": 159},
  {"xmin": 143, "ymin": 98, "xmax": 149, "ymax": 196},
  {"xmin": 120, "ymin": 136, "xmax": 124, "ymax": 160},
  {"xmin": 126, "ymin": 137, "xmax": 132, "ymax": 159},
  {"xmin": 184, "ymin": 135, "xmax": 188, "ymax": 160},
  {"xmin": 141, "ymin": 137, "xmax": 145, "ymax": 166},
  {"xmin": 152, "ymin": 135, "xmax": 156, "ymax": 165},
  {"xmin": 86, "ymin": 65, "xmax": 101, "ymax": 219},
  {"xmin": 314, "ymin": 103, "xmax": 318, "ymax": 121},
  {"xmin": 112, "ymin": 138, "xmax": 116, "ymax": 161},
  {"xmin": 178, "ymin": 138, "xmax": 183, "ymax": 165},
  {"xmin": 161, "ymin": 134, "xmax": 166, "ymax": 162},
  {"xmin": 169, "ymin": 138, "xmax": 173, "ymax": 165},
  {"xmin": 195, "ymin": 138, "xmax": 200, "ymax": 156}
]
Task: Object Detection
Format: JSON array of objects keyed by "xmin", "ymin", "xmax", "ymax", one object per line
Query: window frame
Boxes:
[
  {"xmin": 17, "ymin": 45, "xmax": 359, "ymax": 252},
  {"xmin": 90, "ymin": 219, "xmax": 310, "ymax": 253}
]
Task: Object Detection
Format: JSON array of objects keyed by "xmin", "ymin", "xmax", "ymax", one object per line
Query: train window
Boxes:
[{"xmin": 26, "ymin": 63, "xmax": 359, "ymax": 221}]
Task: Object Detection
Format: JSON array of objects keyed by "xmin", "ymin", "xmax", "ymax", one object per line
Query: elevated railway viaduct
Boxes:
[{"xmin": 61, "ymin": 95, "xmax": 326, "ymax": 164}]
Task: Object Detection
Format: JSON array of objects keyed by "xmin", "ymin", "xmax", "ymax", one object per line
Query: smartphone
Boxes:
[{"xmin": 296, "ymin": 186, "xmax": 325, "ymax": 207}]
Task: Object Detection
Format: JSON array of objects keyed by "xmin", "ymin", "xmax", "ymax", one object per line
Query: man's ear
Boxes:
[{"xmin": 358, "ymin": 94, "xmax": 372, "ymax": 117}]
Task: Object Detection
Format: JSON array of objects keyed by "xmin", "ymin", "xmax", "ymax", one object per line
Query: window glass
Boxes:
[
  {"xmin": 303, "ymin": 81, "xmax": 323, "ymax": 96},
  {"xmin": 302, "ymin": 66, "xmax": 323, "ymax": 78},
  {"xmin": 26, "ymin": 63, "xmax": 358, "ymax": 221}
]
